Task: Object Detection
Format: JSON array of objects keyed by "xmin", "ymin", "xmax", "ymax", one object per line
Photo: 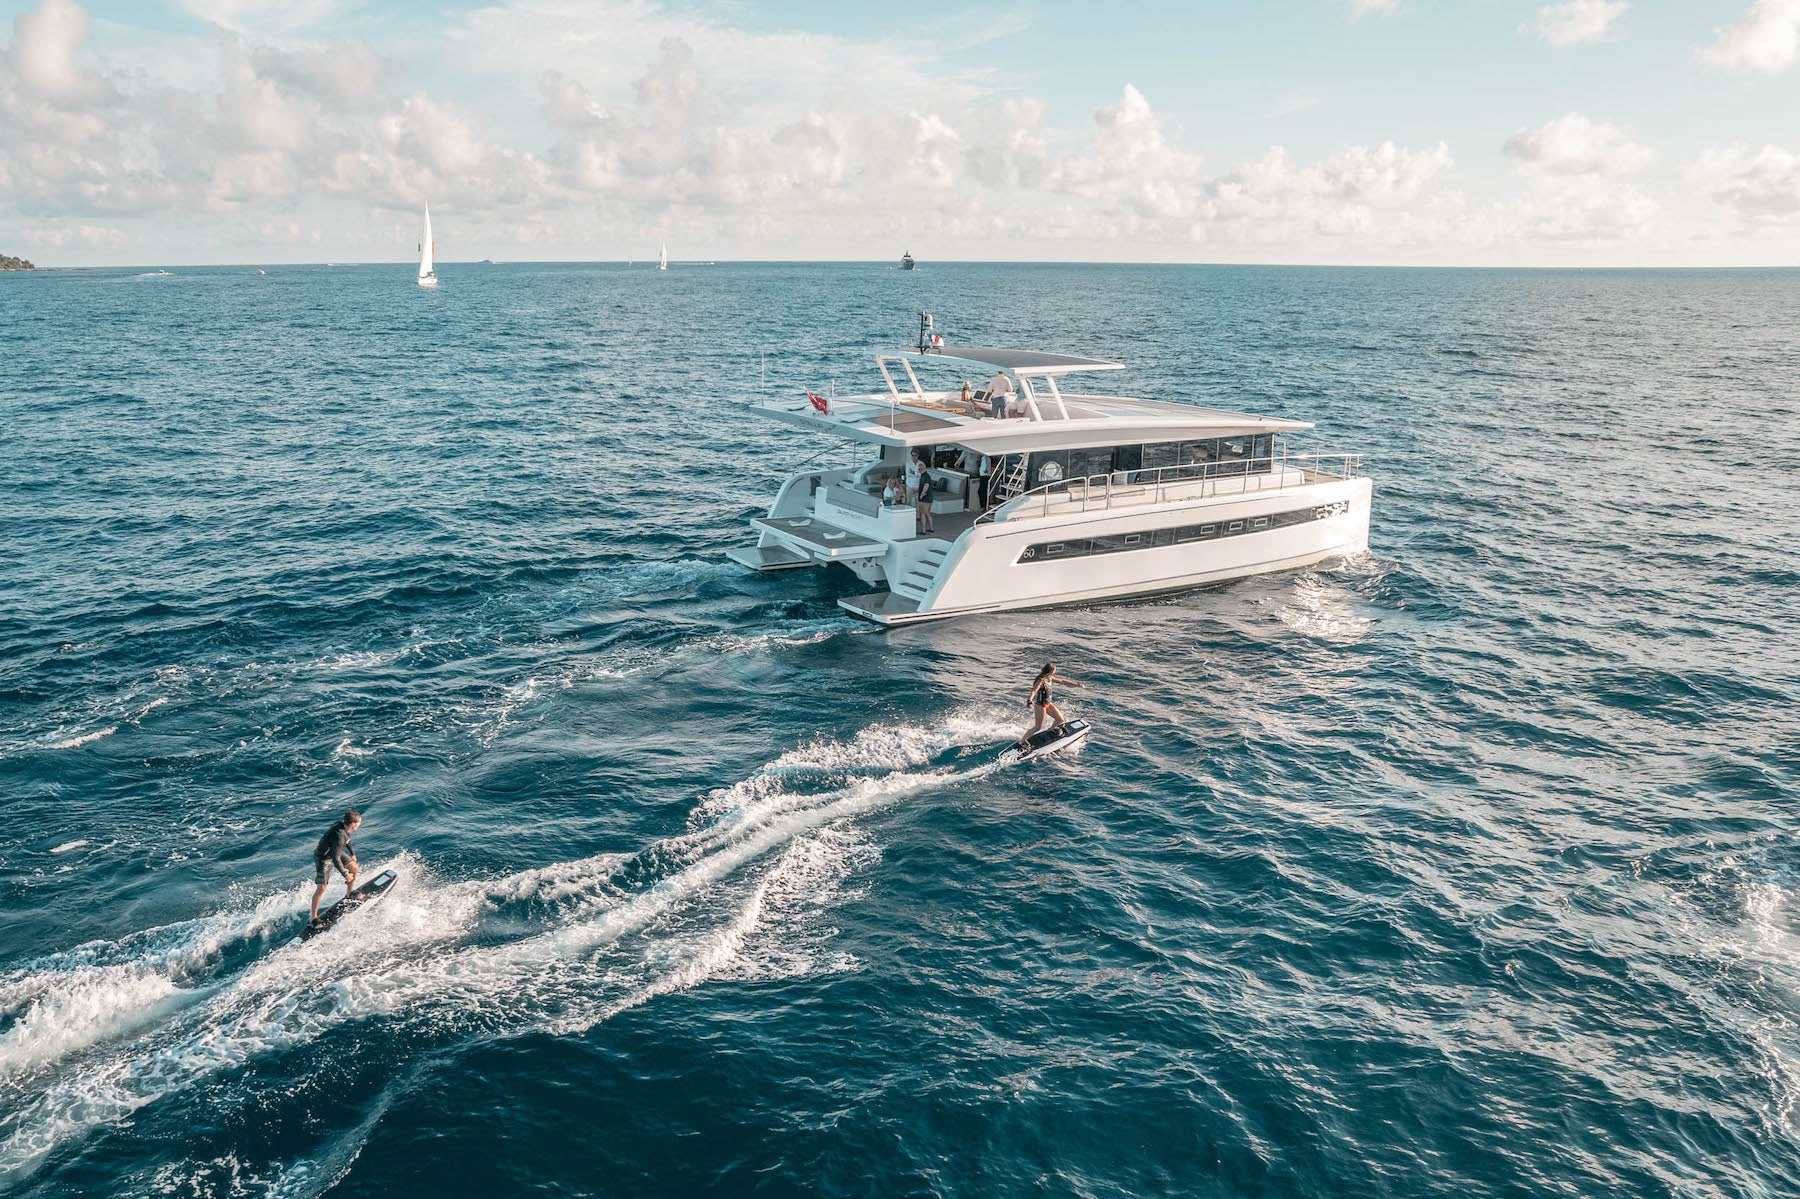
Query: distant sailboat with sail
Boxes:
[
  {"xmin": 418, "ymin": 205, "xmax": 438, "ymax": 288},
  {"xmin": 658, "ymin": 242, "xmax": 668, "ymax": 271}
]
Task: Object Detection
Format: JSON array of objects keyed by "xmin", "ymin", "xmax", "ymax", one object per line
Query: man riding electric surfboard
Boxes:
[{"xmin": 309, "ymin": 809, "xmax": 360, "ymax": 930}]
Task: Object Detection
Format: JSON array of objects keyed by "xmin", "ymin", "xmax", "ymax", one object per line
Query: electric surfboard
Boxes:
[
  {"xmin": 1001, "ymin": 719, "xmax": 1091, "ymax": 764},
  {"xmin": 300, "ymin": 869, "xmax": 399, "ymax": 942}
]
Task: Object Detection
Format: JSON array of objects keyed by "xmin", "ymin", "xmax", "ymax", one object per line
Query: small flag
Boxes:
[{"xmin": 807, "ymin": 389, "xmax": 829, "ymax": 414}]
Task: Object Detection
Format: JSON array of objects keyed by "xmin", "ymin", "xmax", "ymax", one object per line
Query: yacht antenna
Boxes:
[{"xmin": 917, "ymin": 311, "xmax": 934, "ymax": 354}]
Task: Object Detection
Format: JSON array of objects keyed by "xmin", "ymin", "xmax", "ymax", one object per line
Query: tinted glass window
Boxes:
[
  {"xmin": 1069, "ymin": 448, "xmax": 1113, "ymax": 482},
  {"xmin": 1113, "ymin": 445, "xmax": 1142, "ymax": 473},
  {"xmin": 1020, "ymin": 502, "xmax": 1333, "ymax": 563},
  {"xmin": 1179, "ymin": 439, "xmax": 1218, "ymax": 466},
  {"xmin": 1219, "ymin": 436, "xmax": 1250, "ymax": 474},
  {"xmin": 1252, "ymin": 434, "xmax": 1273, "ymax": 472},
  {"xmin": 1031, "ymin": 451, "xmax": 1070, "ymax": 487},
  {"xmin": 1140, "ymin": 442, "xmax": 1179, "ymax": 470}
]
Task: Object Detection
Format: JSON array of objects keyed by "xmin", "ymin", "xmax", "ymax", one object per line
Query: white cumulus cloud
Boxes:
[
  {"xmin": 1503, "ymin": 113, "xmax": 1653, "ymax": 176},
  {"xmin": 10, "ymin": 0, "xmax": 104, "ymax": 105},
  {"xmin": 1702, "ymin": 0, "xmax": 1800, "ymax": 72},
  {"xmin": 3, "ymin": 0, "xmax": 1795, "ymax": 266}
]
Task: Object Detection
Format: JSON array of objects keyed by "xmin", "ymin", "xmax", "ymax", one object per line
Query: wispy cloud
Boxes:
[
  {"xmin": 1523, "ymin": 0, "xmax": 1628, "ymax": 48},
  {"xmin": 1691, "ymin": 143, "xmax": 1800, "ymax": 220}
]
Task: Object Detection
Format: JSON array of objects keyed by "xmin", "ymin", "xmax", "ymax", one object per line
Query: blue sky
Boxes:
[{"xmin": 3, "ymin": 0, "xmax": 1798, "ymax": 266}]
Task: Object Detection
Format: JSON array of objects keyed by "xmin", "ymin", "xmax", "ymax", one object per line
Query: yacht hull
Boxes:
[{"xmin": 837, "ymin": 476, "xmax": 1371, "ymax": 626}]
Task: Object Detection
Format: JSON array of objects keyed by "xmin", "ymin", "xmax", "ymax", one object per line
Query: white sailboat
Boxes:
[
  {"xmin": 418, "ymin": 205, "xmax": 438, "ymax": 288},
  {"xmin": 658, "ymin": 242, "xmax": 668, "ymax": 271}
]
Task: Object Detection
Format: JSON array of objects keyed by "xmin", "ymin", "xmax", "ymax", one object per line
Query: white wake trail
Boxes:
[{"xmin": 0, "ymin": 711, "xmax": 1014, "ymax": 1190}]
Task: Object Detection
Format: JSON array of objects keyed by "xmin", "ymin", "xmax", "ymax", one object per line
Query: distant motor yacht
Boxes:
[
  {"xmin": 900, "ymin": 251, "xmax": 915, "ymax": 270},
  {"xmin": 729, "ymin": 325, "xmax": 1372, "ymax": 625}
]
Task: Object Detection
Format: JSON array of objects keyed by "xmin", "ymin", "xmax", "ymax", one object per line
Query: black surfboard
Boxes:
[
  {"xmin": 1002, "ymin": 719, "xmax": 1091, "ymax": 764},
  {"xmin": 300, "ymin": 869, "xmax": 399, "ymax": 941}
]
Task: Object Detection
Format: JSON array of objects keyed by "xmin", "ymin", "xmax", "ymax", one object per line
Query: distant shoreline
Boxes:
[{"xmin": 0, "ymin": 254, "xmax": 35, "ymax": 271}]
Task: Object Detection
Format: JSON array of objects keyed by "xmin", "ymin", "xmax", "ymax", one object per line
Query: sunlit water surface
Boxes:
[{"xmin": 1, "ymin": 262, "xmax": 1797, "ymax": 1197}]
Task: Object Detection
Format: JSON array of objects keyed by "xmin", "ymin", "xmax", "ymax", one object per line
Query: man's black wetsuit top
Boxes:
[{"xmin": 314, "ymin": 819, "xmax": 355, "ymax": 873}]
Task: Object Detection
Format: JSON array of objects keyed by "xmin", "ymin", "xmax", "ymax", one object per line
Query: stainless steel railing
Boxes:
[{"xmin": 975, "ymin": 448, "xmax": 1363, "ymax": 524}]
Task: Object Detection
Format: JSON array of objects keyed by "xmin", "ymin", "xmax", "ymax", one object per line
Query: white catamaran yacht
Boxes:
[{"xmin": 728, "ymin": 322, "xmax": 1371, "ymax": 625}]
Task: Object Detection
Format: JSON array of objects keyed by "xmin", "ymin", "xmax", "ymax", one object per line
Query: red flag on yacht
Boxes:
[{"xmin": 807, "ymin": 389, "xmax": 829, "ymax": 414}]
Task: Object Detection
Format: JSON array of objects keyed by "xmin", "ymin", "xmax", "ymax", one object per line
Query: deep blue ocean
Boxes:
[{"xmin": 1, "ymin": 261, "xmax": 1797, "ymax": 1198}]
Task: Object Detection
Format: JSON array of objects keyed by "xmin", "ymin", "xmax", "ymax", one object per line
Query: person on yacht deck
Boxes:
[
  {"xmin": 882, "ymin": 474, "xmax": 905, "ymax": 507},
  {"xmin": 985, "ymin": 370, "xmax": 1014, "ymax": 419},
  {"xmin": 904, "ymin": 450, "xmax": 923, "ymax": 503},
  {"xmin": 959, "ymin": 381, "xmax": 980, "ymax": 416},
  {"xmin": 957, "ymin": 448, "xmax": 981, "ymax": 509},
  {"xmin": 916, "ymin": 467, "xmax": 936, "ymax": 534}
]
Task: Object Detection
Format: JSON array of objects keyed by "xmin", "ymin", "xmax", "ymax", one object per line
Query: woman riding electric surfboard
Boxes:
[{"xmin": 1019, "ymin": 663, "xmax": 1084, "ymax": 747}]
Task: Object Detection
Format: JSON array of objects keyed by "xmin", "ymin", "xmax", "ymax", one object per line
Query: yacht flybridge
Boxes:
[{"xmin": 729, "ymin": 325, "xmax": 1371, "ymax": 625}]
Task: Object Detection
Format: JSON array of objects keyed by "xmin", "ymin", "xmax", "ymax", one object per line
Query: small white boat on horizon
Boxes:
[
  {"xmin": 658, "ymin": 242, "xmax": 668, "ymax": 271},
  {"xmin": 418, "ymin": 205, "xmax": 438, "ymax": 288}
]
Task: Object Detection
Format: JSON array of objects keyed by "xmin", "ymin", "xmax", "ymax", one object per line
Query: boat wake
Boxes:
[{"xmin": 0, "ymin": 711, "xmax": 1013, "ymax": 1191}]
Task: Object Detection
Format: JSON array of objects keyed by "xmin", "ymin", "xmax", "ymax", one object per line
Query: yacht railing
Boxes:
[{"xmin": 976, "ymin": 449, "xmax": 1362, "ymax": 524}]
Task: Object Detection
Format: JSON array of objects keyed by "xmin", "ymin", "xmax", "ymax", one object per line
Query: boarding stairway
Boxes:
[{"xmin": 889, "ymin": 542, "xmax": 950, "ymax": 604}]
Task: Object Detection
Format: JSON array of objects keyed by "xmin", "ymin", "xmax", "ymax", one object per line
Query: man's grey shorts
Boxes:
[{"xmin": 314, "ymin": 855, "xmax": 335, "ymax": 885}]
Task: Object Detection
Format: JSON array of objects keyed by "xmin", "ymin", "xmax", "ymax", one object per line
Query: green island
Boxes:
[{"xmin": 0, "ymin": 254, "xmax": 37, "ymax": 271}]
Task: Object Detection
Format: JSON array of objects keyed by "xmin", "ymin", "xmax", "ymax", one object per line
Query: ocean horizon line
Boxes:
[{"xmin": 9, "ymin": 258, "xmax": 1800, "ymax": 273}]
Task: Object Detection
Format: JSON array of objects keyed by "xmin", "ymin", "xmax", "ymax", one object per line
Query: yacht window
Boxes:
[
  {"xmin": 1173, "ymin": 437, "xmax": 1216, "ymax": 478},
  {"xmin": 1032, "ymin": 451, "xmax": 1070, "ymax": 488},
  {"xmin": 1140, "ymin": 442, "xmax": 1179, "ymax": 472},
  {"xmin": 1219, "ymin": 437, "xmax": 1251, "ymax": 475},
  {"xmin": 1251, "ymin": 435, "xmax": 1273, "ymax": 473},
  {"xmin": 1113, "ymin": 445, "xmax": 1143, "ymax": 474},
  {"xmin": 1017, "ymin": 502, "xmax": 1334, "ymax": 563},
  {"xmin": 1069, "ymin": 448, "xmax": 1113, "ymax": 482}
]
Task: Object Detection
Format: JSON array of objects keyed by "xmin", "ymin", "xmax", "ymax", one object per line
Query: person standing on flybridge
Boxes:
[{"xmin": 986, "ymin": 370, "xmax": 1014, "ymax": 419}]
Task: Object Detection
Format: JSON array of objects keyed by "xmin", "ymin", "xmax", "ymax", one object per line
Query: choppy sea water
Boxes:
[{"xmin": 1, "ymin": 261, "xmax": 1797, "ymax": 1198}]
